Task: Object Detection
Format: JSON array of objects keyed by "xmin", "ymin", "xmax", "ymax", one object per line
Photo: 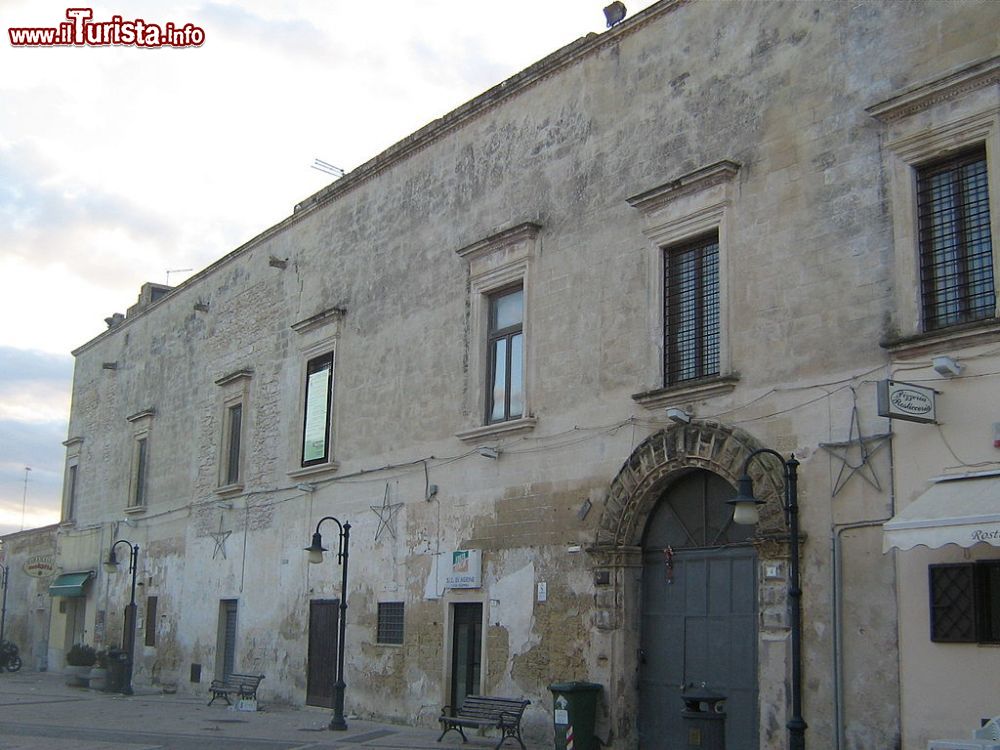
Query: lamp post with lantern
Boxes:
[
  {"xmin": 727, "ymin": 449, "xmax": 806, "ymax": 750},
  {"xmin": 304, "ymin": 516, "xmax": 351, "ymax": 731}
]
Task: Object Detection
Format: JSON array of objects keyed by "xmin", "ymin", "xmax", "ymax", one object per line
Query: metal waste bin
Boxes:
[
  {"xmin": 549, "ymin": 681, "xmax": 602, "ymax": 750},
  {"xmin": 680, "ymin": 686, "xmax": 726, "ymax": 749},
  {"xmin": 104, "ymin": 648, "xmax": 127, "ymax": 693}
]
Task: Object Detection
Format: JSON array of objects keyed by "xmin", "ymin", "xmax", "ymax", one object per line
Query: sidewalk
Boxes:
[{"xmin": 0, "ymin": 670, "xmax": 540, "ymax": 750}]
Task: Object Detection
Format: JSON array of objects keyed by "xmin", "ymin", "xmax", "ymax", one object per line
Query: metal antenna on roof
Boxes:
[
  {"xmin": 166, "ymin": 268, "xmax": 193, "ymax": 285},
  {"xmin": 312, "ymin": 159, "xmax": 345, "ymax": 178}
]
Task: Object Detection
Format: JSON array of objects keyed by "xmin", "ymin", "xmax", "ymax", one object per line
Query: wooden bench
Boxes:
[
  {"xmin": 438, "ymin": 695, "xmax": 531, "ymax": 749},
  {"xmin": 207, "ymin": 672, "xmax": 265, "ymax": 706}
]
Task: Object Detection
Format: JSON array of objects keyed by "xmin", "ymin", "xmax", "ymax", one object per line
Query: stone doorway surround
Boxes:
[{"xmin": 588, "ymin": 420, "xmax": 794, "ymax": 749}]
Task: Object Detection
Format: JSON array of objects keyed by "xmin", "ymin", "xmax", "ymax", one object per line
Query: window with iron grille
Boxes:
[
  {"xmin": 486, "ymin": 287, "xmax": 524, "ymax": 424},
  {"xmin": 664, "ymin": 235, "xmax": 720, "ymax": 385},
  {"xmin": 917, "ymin": 146, "xmax": 995, "ymax": 331},
  {"xmin": 929, "ymin": 561, "xmax": 1000, "ymax": 644},
  {"xmin": 377, "ymin": 601, "xmax": 404, "ymax": 645}
]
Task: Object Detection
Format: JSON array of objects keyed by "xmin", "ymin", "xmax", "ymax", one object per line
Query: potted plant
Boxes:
[
  {"xmin": 64, "ymin": 643, "xmax": 97, "ymax": 687},
  {"xmin": 88, "ymin": 650, "xmax": 108, "ymax": 691}
]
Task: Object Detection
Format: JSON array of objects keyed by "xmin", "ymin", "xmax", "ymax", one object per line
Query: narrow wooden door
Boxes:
[
  {"xmin": 218, "ymin": 600, "xmax": 238, "ymax": 679},
  {"xmin": 450, "ymin": 603, "xmax": 482, "ymax": 708},
  {"xmin": 307, "ymin": 599, "xmax": 339, "ymax": 708}
]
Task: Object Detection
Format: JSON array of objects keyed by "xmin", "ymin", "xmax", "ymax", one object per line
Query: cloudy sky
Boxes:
[{"xmin": 0, "ymin": 0, "xmax": 657, "ymax": 534}]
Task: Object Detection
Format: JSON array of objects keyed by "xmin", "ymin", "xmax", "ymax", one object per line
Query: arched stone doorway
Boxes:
[
  {"xmin": 590, "ymin": 421, "xmax": 787, "ymax": 748},
  {"xmin": 639, "ymin": 469, "xmax": 757, "ymax": 747}
]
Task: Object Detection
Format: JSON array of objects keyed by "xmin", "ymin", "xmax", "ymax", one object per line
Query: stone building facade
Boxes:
[
  {"xmin": 0, "ymin": 525, "xmax": 57, "ymax": 672},
  {"xmin": 49, "ymin": 2, "xmax": 998, "ymax": 749}
]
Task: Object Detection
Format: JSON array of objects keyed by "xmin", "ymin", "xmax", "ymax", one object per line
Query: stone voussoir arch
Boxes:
[{"xmin": 597, "ymin": 419, "xmax": 787, "ymax": 549}]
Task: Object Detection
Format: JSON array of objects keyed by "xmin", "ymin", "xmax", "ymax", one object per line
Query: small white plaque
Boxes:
[{"xmin": 554, "ymin": 709, "xmax": 569, "ymax": 725}]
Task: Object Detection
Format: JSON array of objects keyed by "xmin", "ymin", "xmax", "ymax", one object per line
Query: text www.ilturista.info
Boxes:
[{"xmin": 9, "ymin": 8, "xmax": 204, "ymax": 48}]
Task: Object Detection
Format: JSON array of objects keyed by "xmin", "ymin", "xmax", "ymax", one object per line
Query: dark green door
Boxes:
[
  {"xmin": 450, "ymin": 603, "xmax": 482, "ymax": 708},
  {"xmin": 638, "ymin": 470, "xmax": 758, "ymax": 749}
]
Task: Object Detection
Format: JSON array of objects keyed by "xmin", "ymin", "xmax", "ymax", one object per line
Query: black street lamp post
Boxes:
[
  {"xmin": 0, "ymin": 564, "xmax": 8, "ymax": 644},
  {"xmin": 104, "ymin": 539, "xmax": 139, "ymax": 696},
  {"xmin": 304, "ymin": 516, "xmax": 351, "ymax": 731},
  {"xmin": 728, "ymin": 449, "xmax": 807, "ymax": 750}
]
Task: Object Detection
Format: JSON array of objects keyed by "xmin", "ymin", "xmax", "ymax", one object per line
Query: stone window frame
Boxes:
[
  {"xmin": 868, "ymin": 56, "xmax": 1000, "ymax": 351},
  {"xmin": 454, "ymin": 222, "xmax": 540, "ymax": 443},
  {"xmin": 288, "ymin": 307, "xmax": 344, "ymax": 480},
  {"xmin": 125, "ymin": 409, "xmax": 155, "ymax": 514},
  {"xmin": 214, "ymin": 369, "xmax": 252, "ymax": 496},
  {"xmin": 627, "ymin": 161, "xmax": 741, "ymax": 410},
  {"xmin": 61, "ymin": 436, "xmax": 83, "ymax": 525}
]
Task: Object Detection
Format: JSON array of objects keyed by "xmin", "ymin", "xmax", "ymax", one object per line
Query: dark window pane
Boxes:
[
  {"xmin": 980, "ymin": 562, "xmax": 1000, "ymax": 644},
  {"xmin": 490, "ymin": 339, "xmax": 507, "ymax": 422},
  {"xmin": 918, "ymin": 147, "xmax": 995, "ymax": 331},
  {"xmin": 486, "ymin": 286, "xmax": 524, "ymax": 424},
  {"xmin": 66, "ymin": 464, "xmax": 77, "ymax": 520},
  {"xmin": 509, "ymin": 334, "xmax": 523, "ymax": 419},
  {"xmin": 132, "ymin": 438, "xmax": 147, "ymax": 507},
  {"xmin": 377, "ymin": 602, "xmax": 404, "ymax": 645},
  {"xmin": 145, "ymin": 596, "xmax": 158, "ymax": 647},
  {"xmin": 929, "ymin": 564, "xmax": 976, "ymax": 642},
  {"xmin": 665, "ymin": 235, "xmax": 720, "ymax": 385},
  {"xmin": 226, "ymin": 404, "xmax": 242, "ymax": 485},
  {"xmin": 302, "ymin": 354, "xmax": 333, "ymax": 465}
]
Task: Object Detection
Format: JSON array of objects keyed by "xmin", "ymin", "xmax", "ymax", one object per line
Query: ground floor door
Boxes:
[
  {"xmin": 61, "ymin": 598, "xmax": 86, "ymax": 651},
  {"xmin": 638, "ymin": 470, "xmax": 759, "ymax": 749},
  {"xmin": 216, "ymin": 599, "xmax": 238, "ymax": 680},
  {"xmin": 450, "ymin": 602, "xmax": 482, "ymax": 708},
  {"xmin": 307, "ymin": 599, "xmax": 339, "ymax": 708}
]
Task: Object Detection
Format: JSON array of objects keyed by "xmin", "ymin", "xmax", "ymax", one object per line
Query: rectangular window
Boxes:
[
  {"xmin": 377, "ymin": 601, "xmax": 404, "ymax": 645},
  {"xmin": 145, "ymin": 596, "xmax": 158, "ymax": 647},
  {"xmin": 487, "ymin": 287, "xmax": 524, "ymax": 423},
  {"xmin": 224, "ymin": 403, "xmax": 242, "ymax": 486},
  {"xmin": 302, "ymin": 352, "xmax": 334, "ymax": 466},
  {"xmin": 917, "ymin": 146, "xmax": 995, "ymax": 331},
  {"xmin": 130, "ymin": 437, "xmax": 148, "ymax": 508},
  {"xmin": 65, "ymin": 464, "xmax": 78, "ymax": 520},
  {"xmin": 929, "ymin": 561, "xmax": 1000, "ymax": 644},
  {"xmin": 664, "ymin": 234, "xmax": 720, "ymax": 385}
]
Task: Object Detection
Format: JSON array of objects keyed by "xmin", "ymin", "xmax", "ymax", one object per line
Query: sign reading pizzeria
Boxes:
[
  {"xmin": 23, "ymin": 555, "xmax": 56, "ymax": 578},
  {"xmin": 877, "ymin": 379, "xmax": 937, "ymax": 424}
]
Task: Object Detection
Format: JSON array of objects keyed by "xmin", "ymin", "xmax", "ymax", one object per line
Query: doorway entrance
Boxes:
[
  {"xmin": 307, "ymin": 599, "xmax": 339, "ymax": 708},
  {"xmin": 638, "ymin": 470, "xmax": 758, "ymax": 749},
  {"xmin": 216, "ymin": 599, "xmax": 238, "ymax": 680},
  {"xmin": 450, "ymin": 602, "xmax": 482, "ymax": 708}
]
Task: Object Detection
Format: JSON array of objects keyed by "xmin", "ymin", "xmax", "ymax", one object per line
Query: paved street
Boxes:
[{"xmin": 0, "ymin": 671, "xmax": 537, "ymax": 750}]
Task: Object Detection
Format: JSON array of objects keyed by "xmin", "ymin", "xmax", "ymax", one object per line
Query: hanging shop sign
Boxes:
[
  {"xmin": 877, "ymin": 379, "xmax": 936, "ymax": 424},
  {"xmin": 23, "ymin": 554, "xmax": 56, "ymax": 578},
  {"xmin": 445, "ymin": 549, "xmax": 482, "ymax": 589}
]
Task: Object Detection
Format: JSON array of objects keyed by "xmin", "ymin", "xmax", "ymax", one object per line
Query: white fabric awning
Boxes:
[{"xmin": 883, "ymin": 475, "xmax": 1000, "ymax": 551}]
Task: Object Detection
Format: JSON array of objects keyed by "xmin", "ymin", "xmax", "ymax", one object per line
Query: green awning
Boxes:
[{"xmin": 48, "ymin": 571, "xmax": 94, "ymax": 598}]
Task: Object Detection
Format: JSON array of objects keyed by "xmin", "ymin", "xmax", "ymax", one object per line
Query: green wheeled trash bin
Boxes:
[
  {"xmin": 104, "ymin": 648, "xmax": 126, "ymax": 693},
  {"xmin": 549, "ymin": 681, "xmax": 602, "ymax": 750}
]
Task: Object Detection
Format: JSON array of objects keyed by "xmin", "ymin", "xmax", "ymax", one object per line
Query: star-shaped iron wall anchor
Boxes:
[
  {"xmin": 818, "ymin": 397, "xmax": 892, "ymax": 497},
  {"xmin": 210, "ymin": 514, "xmax": 232, "ymax": 560},
  {"xmin": 371, "ymin": 484, "xmax": 403, "ymax": 543}
]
